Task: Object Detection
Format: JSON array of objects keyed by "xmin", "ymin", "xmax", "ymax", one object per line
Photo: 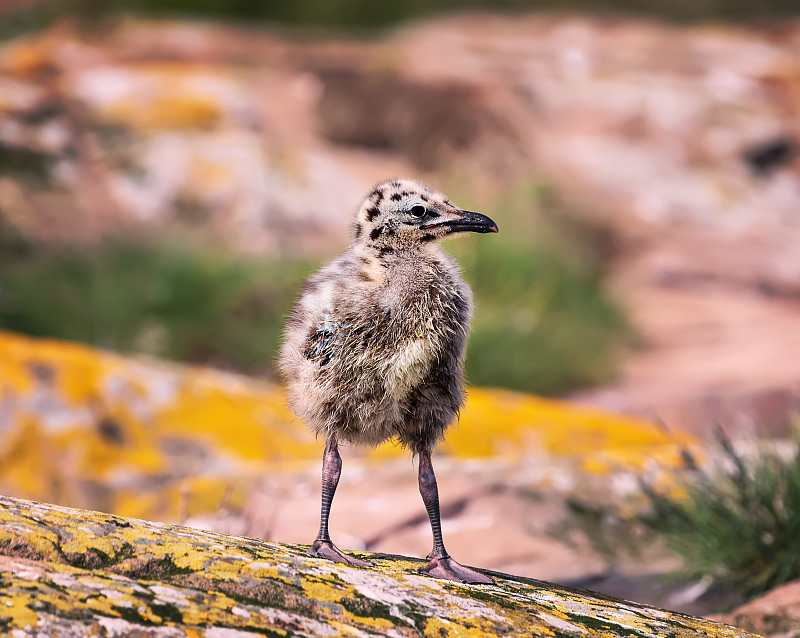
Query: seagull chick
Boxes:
[{"xmin": 279, "ymin": 179, "xmax": 498, "ymax": 584}]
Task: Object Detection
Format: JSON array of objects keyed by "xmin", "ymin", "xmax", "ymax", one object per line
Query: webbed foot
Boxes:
[
  {"xmin": 309, "ymin": 540, "xmax": 372, "ymax": 567},
  {"xmin": 419, "ymin": 556, "xmax": 493, "ymax": 584}
]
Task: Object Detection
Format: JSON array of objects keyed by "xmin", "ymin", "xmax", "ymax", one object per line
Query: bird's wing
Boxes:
[{"xmin": 303, "ymin": 317, "xmax": 342, "ymax": 367}]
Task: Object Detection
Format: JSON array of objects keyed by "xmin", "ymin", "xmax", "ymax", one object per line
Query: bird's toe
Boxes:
[
  {"xmin": 309, "ymin": 540, "xmax": 373, "ymax": 567},
  {"xmin": 419, "ymin": 556, "xmax": 493, "ymax": 585}
]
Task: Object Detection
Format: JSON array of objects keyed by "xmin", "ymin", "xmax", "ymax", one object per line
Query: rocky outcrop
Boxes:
[
  {"xmin": 2, "ymin": 13, "xmax": 799, "ymax": 435},
  {"xmin": 2, "ymin": 16, "xmax": 799, "ymax": 253},
  {"xmin": 0, "ymin": 330, "xmax": 690, "ymax": 524},
  {"xmin": 0, "ymin": 495, "xmax": 754, "ymax": 637}
]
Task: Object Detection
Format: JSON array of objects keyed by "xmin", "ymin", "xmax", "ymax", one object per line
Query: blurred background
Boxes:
[{"xmin": 0, "ymin": 0, "xmax": 799, "ymax": 632}]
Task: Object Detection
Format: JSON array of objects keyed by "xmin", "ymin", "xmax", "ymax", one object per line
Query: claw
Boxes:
[
  {"xmin": 419, "ymin": 556, "xmax": 493, "ymax": 584},
  {"xmin": 309, "ymin": 540, "xmax": 373, "ymax": 567}
]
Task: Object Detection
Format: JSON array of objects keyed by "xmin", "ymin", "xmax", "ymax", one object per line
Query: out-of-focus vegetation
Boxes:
[
  {"xmin": 1, "ymin": 0, "xmax": 796, "ymax": 36},
  {"xmin": 0, "ymin": 180, "xmax": 628, "ymax": 395},
  {"xmin": 449, "ymin": 181, "xmax": 629, "ymax": 395},
  {"xmin": 123, "ymin": 0, "xmax": 799, "ymax": 24},
  {"xmin": 0, "ymin": 220, "xmax": 313, "ymax": 376},
  {"xmin": 463, "ymin": 240, "xmax": 626, "ymax": 394},
  {"xmin": 565, "ymin": 425, "xmax": 800, "ymax": 601}
]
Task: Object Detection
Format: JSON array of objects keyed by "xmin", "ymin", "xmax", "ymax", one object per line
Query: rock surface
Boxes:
[
  {"xmin": 0, "ymin": 494, "xmax": 755, "ymax": 637},
  {"xmin": 714, "ymin": 581, "xmax": 800, "ymax": 638}
]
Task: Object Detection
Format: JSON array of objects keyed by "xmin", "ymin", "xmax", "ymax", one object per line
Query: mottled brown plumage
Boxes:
[{"xmin": 279, "ymin": 179, "xmax": 498, "ymax": 584}]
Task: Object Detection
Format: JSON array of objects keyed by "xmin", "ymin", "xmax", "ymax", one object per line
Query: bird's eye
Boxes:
[{"xmin": 409, "ymin": 205, "xmax": 427, "ymax": 219}]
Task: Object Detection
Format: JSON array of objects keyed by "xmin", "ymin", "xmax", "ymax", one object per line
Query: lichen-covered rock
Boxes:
[
  {"xmin": 0, "ymin": 331, "xmax": 693, "ymax": 524},
  {"xmin": 0, "ymin": 495, "xmax": 753, "ymax": 637}
]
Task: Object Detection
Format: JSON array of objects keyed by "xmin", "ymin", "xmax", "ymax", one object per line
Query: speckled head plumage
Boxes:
[{"xmin": 351, "ymin": 179, "xmax": 497, "ymax": 254}]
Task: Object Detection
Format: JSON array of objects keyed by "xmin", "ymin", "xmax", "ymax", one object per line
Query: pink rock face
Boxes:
[
  {"xmin": 0, "ymin": 14, "xmax": 798, "ymax": 433},
  {"xmin": 715, "ymin": 580, "xmax": 800, "ymax": 637}
]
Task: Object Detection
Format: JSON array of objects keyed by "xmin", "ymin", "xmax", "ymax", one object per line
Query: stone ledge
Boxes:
[{"xmin": 0, "ymin": 495, "xmax": 753, "ymax": 637}]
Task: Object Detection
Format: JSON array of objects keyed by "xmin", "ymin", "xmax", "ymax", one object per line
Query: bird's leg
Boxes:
[
  {"xmin": 309, "ymin": 436, "xmax": 372, "ymax": 567},
  {"xmin": 417, "ymin": 451, "xmax": 493, "ymax": 584}
]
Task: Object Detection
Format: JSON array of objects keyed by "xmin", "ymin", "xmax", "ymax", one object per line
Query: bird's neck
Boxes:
[{"xmin": 352, "ymin": 242, "xmax": 444, "ymax": 281}]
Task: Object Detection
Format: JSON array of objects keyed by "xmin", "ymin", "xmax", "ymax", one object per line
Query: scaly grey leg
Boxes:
[
  {"xmin": 417, "ymin": 450, "xmax": 492, "ymax": 584},
  {"xmin": 309, "ymin": 436, "xmax": 371, "ymax": 566}
]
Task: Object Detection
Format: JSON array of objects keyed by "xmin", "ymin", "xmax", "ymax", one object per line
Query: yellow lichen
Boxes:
[
  {"xmin": 0, "ymin": 29, "xmax": 60, "ymax": 76},
  {"xmin": 302, "ymin": 580, "xmax": 348, "ymax": 604},
  {"xmin": 75, "ymin": 62, "xmax": 236, "ymax": 131},
  {"xmin": 0, "ymin": 331, "xmax": 696, "ymax": 523}
]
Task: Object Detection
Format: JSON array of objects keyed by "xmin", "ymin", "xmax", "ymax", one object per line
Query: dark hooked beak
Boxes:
[{"xmin": 422, "ymin": 210, "xmax": 499, "ymax": 234}]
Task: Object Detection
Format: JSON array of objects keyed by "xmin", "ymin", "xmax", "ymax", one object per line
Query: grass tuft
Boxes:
[{"xmin": 564, "ymin": 424, "xmax": 800, "ymax": 600}]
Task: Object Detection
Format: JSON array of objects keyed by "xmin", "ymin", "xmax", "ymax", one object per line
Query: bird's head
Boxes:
[{"xmin": 351, "ymin": 179, "xmax": 498, "ymax": 254}]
